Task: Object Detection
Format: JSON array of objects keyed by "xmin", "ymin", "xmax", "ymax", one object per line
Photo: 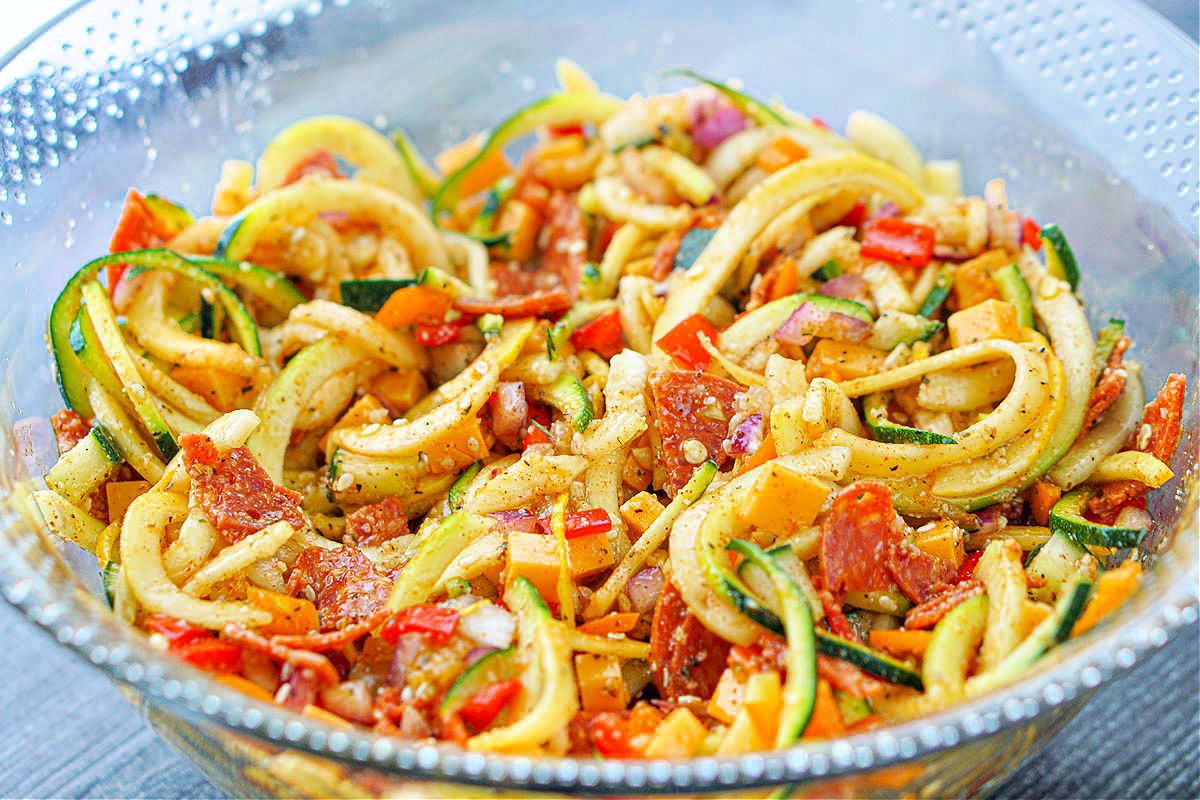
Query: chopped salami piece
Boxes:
[
  {"xmin": 179, "ymin": 434, "xmax": 305, "ymax": 541},
  {"xmin": 903, "ymin": 579, "xmax": 985, "ymax": 630},
  {"xmin": 1088, "ymin": 373, "xmax": 1187, "ymax": 517},
  {"xmin": 649, "ymin": 228, "xmax": 687, "ymax": 281},
  {"xmin": 540, "ymin": 190, "xmax": 588, "ymax": 298},
  {"xmin": 281, "ymin": 149, "xmax": 345, "ymax": 186},
  {"xmin": 1081, "ymin": 336, "xmax": 1130, "ymax": 432},
  {"xmin": 222, "ymin": 623, "xmax": 340, "ymax": 685},
  {"xmin": 50, "ymin": 409, "xmax": 91, "ymax": 456},
  {"xmin": 649, "ymin": 370, "xmax": 740, "ymax": 496},
  {"xmin": 820, "ymin": 482, "xmax": 902, "ymax": 598},
  {"xmin": 649, "ymin": 581, "xmax": 730, "ymax": 701},
  {"xmin": 818, "ymin": 589, "xmax": 860, "ymax": 643},
  {"xmin": 286, "ymin": 546, "xmax": 393, "ymax": 631},
  {"xmin": 345, "ymin": 497, "xmax": 409, "ymax": 547},
  {"xmin": 727, "ymin": 633, "xmax": 788, "ymax": 674},
  {"xmin": 886, "ymin": 540, "xmax": 958, "ymax": 603},
  {"xmin": 817, "ymin": 654, "xmax": 890, "ymax": 699},
  {"xmin": 453, "ymin": 288, "xmax": 571, "ymax": 318}
]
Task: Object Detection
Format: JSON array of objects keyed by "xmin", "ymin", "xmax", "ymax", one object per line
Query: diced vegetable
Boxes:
[
  {"xmin": 860, "ymin": 218, "xmax": 936, "ymax": 269},
  {"xmin": 1049, "ymin": 487, "xmax": 1144, "ymax": 548},
  {"xmin": 576, "ymin": 612, "xmax": 639, "ymax": 637},
  {"xmin": 1093, "ymin": 319, "xmax": 1126, "ymax": 374},
  {"xmin": 435, "ymin": 133, "xmax": 513, "ymax": 202},
  {"xmin": 741, "ymin": 463, "xmax": 832, "ymax": 534},
  {"xmin": 380, "ymin": 604, "xmax": 460, "ymax": 644},
  {"xmin": 741, "ymin": 669, "xmax": 783, "ymax": 744},
  {"xmin": 756, "ymin": 136, "xmax": 810, "ymax": 173},
  {"xmin": 674, "ymin": 228, "xmax": 718, "ymax": 273},
  {"xmin": 867, "ymin": 629, "xmax": 932, "ymax": 657},
  {"xmin": 536, "ymin": 508, "xmax": 613, "ymax": 539},
  {"xmin": 1025, "ymin": 530, "xmax": 1097, "ymax": 604},
  {"xmin": 569, "ymin": 309, "xmax": 624, "ymax": 358},
  {"xmin": 801, "ymin": 680, "xmax": 846, "ymax": 739},
  {"xmin": 952, "ymin": 250, "xmax": 1006, "ymax": 308},
  {"xmin": 495, "ymin": 199, "xmax": 541, "ymax": 261},
  {"xmin": 1039, "ymin": 223, "xmax": 1081, "ymax": 290},
  {"xmin": 415, "ymin": 321, "xmax": 464, "ymax": 346},
  {"xmin": 946, "ymin": 298, "xmax": 1020, "ymax": 349},
  {"xmin": 1072, "ymin": 559, "xmax": 1143, "ymax": 636},
  {"xmin": 989, "ymin": 262, "xmax": 1034, "ymax": 328},
  {"xmin": 656, "ymin": 313, "xmax": 720, "ymax": 370},
  {"xmin": 375, "ymin": 286, "xmax": 453, "ymax": 328}
]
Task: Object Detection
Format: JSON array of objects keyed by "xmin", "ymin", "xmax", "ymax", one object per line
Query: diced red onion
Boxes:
[
  {"xmin": 491, "ymin": 381, "xmax": 528, "ymax": 450},
  {"xmin": 457, "ymin": 603, "xmax": 517, "ymax": 649},
  {"xmin": 692, "ymin": 107, "xmax": 747, "ymax": 149},
  {"xmin": 399, "ymin": 705, "xmax": 432, "ymax": 739},
  {"xmin": 817, "ymin": 273, "xmax": 868, "ymax": 301},
  {"xmin": 387, "ymin": 632, "xmax": 424, "ymax": 687},
  {"xmin": 318, "ymin": 679, "xmax": 375, "ymax": 724},
  {"xmin": 726, "ymin": 412, "xmax": 764, "ymax": 456},
  {"xmin": 465, "ymin": 646, "xmax": 497, "ymax": 668},
  {"xmin": 487, "ymin": 509, "xmax": 538, "ymax": 533},
  {"xmin": 972, "ymin": 508, "xmax": 1008, "ymax": 537},
  {"xmin": 1113, "ymin": 505, "xmax": 1151, "ymax": 532},
  {"xmin": 869, "ymin": 201, "xmax": 901, "ymax": 220},
  {"xmin": 776, "ymin": 301, "xmax": 871, "ymax": 347},
  {"xmin": 624, "ymin": 567, "xmax": 665, "ymax": 616},
  {"xmin": 278, "ymin": 664, "xmax": 319, "ymax": 710},
  {"xmin": 932, "ymin": 243, "xmax": 977, "ymax": 262}
]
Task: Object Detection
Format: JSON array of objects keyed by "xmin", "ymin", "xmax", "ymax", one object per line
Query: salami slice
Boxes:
[
  {"xmin": 180, "ymin": 434, "xmax": 304, "ymax": 541},
  {"xmin": 649, "ymin": 370, "xmax": 740, "ymax": 496}
]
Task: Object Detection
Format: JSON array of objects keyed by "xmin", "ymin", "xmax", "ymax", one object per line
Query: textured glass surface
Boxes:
[{"xmin": 0, "ymin": 1, "xmax": 1195, "ymax": 796}]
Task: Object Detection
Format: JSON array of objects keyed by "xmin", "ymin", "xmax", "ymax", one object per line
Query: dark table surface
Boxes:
[{"xmin": 1, "ymin": 1, "xmax": 1197, "ymax": 798}]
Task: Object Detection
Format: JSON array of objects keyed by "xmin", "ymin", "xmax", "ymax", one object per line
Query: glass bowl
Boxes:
[{"xmin": 0, "ymin": 1, "xmax": 1195, "ymax": 797}]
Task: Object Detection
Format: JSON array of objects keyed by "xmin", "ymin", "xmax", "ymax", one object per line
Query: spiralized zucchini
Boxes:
[{"xmin": 28, "ymin": 67, "xmax": 1185, "ymax": 762}]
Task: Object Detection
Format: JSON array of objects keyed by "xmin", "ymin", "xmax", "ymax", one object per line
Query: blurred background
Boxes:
[{"xmin": 0, "ymin": 1, "xmax": 1195, "ymax": 798}]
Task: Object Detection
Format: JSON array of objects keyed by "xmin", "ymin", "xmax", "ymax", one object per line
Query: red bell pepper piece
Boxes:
[
  {"xmin": 537, "ymin": 508, "xmax": 613, "ymax": 539},
  {"xmin": 956, "ymin": 550, "xmax": 984, "ymax": 582},
  {"xmin": 860, "ymin": 218, "xmax": 936, "ymax": 268},
  {"xmin": 656, "ymin": 313, "xmax": 719, "ymax": 371},
  {"xmin": 1021, "ymin": 217, "xmax": 1043, "ymax": 251},
  {"xmin": 458, "ymin": 678, "xmax": 523, "ymax": 730},
  {"xmin": 569, "ymin": 309, "xmax": 624, "ymax": 359},
  {"xmin": 812, "ymin": 116, "xmax": 832, "ymax": 132},
  {"xmin": 523, "ymin": 423, "xmax": 552, "ymax": 449},
  {"xmin": 590, "ymin": 712, "xmax": 638, "ymax": 757},
  {"xmin": 381, "ymin": 605, "xmax": 460, "ymax": 644},
  {"xmin": 415, "ymin": 321, "xmax": 463, "ymax": 347},
  {"xmin": 837, "ymin": 200, "xmax": 868, "ymax": 230},
  {"xmin": 143, "ymin": 614, "xmax": 213, "ymax": 646},
  {"xmin": 172, "ymin": 638, "xmax": 244, "ymax": 672},
  {"xmin": 106, "ymin": 189, "xmax": 170, "ymax": 294},
  {"xmin": 546, "ymin": 123, "xmax": 585, "ymax": 138}
]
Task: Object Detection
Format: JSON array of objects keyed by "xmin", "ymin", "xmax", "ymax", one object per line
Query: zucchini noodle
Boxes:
[{"xmin": 28, "ymin": 69, "xmax": 1185, "ymax": 760}]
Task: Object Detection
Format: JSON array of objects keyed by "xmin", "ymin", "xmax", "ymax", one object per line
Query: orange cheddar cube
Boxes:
[
  {"xmin": 105, "ymin": 480, "xmax": 152, "ymax": 522},
  {"xmin": 506, "ymin": 530, "xmax": 615, "ymax": 601},
  {"xmin": 707, "ymin": 667, "xmax": 746, "ymax": 725},
  {"xmin": 911, "ymin": 519, "xmax": 965, "ymax": 568},
  {"xmin": 246, "ymin": 585, "xmax": 319, "ymax": 636},
  {"xmin": 947, "ymin": 298, "xmax": 1020, "ymax": 349},
  {"xmin": 425, "ymin": 416, "xmax": 490, "ymax": 474},
  {"xmin": 369, "ymin": 369, "xmax": 427, "ymax": 416},
  {"xmin": 619, "ymin": 491, "xmax": 666, "ymax": 541},
  {"xmin": 805, "ymin": 340, "xmax": 889, "ymax": 381},
  {"xmin": 742, "ymin": 463, "xmax": 832, "ymax": 535},
  {"xmin": 170, "ymin": 365, "xmax": 253, "ymax": 412},
  {"xmin": 575, "ymin": 653, "xmax": 629, "ymax": 712},
  {"xmin": 952, "ymin": 249, "xmax": 1007, "ymax": 309}
]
